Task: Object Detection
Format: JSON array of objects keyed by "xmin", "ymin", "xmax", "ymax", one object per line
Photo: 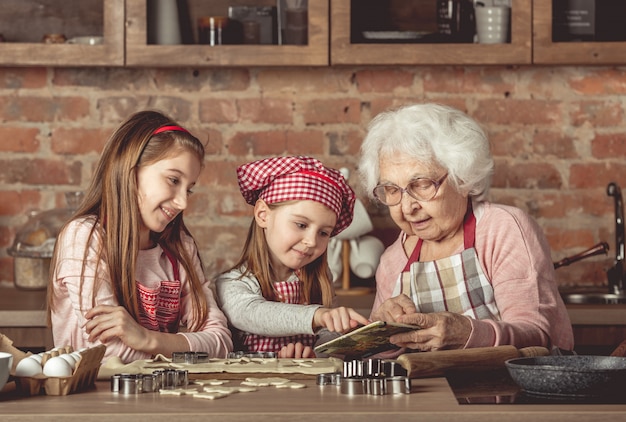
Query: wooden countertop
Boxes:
[{"xmin": 1, "ymin": 375, "xmax": 626, "ymax": 421}]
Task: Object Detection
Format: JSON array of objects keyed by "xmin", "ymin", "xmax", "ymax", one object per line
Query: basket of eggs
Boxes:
[{"xmin": 1, "ymin": 333, "xmax": 105, "ymax": 396}]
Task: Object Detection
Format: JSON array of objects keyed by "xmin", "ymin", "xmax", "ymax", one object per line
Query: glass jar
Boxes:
[{"xmin": 7, "ymin": 192, "xmax": 83, "ymax": 290}]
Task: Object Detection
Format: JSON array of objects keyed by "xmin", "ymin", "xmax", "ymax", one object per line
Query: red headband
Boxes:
[{"xmin": 153, "ymin": 125, "xmax": 189, "ymax": 135}]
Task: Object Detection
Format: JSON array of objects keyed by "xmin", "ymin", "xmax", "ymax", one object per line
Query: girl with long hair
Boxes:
[
  {"xmin": 48, "ymin": 110, "xmax": 232, "ymax": 363},
  {"xmin": 216, "ymin": 156, "xmax": 369, "ymax": 358}
]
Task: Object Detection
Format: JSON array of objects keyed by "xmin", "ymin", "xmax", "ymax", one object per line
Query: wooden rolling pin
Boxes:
[
  {"xmin": 610, "ymin": 339, "xmax": 626, "ymax": 357},
  {"xmin": 396, "ymin": 345, "xmax": 549, "ymax": 379}
]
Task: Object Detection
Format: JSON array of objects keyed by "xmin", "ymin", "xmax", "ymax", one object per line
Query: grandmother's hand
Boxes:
[
  {"xmin": 390, "ymin": 311, "xmax": 472, "ymax": 351},
  {"xmin": 370, "ymin": 294, "xmax": 417, "ymax": 322}
]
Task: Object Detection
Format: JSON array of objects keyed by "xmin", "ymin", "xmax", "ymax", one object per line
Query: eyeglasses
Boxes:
[{"xmin": 373, "ymin": 173, "xmax": 448, "ymax": 206}]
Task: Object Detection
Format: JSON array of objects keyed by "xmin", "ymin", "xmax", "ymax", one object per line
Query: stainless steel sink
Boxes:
[{"xmin": 561, "ymin": 292, "xmax": 626, "ymax": 305}]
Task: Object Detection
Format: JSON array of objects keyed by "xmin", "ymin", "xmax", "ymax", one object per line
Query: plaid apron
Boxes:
[
  {"xmin": 136, "ymin": 247, "xmax": 182, "ymax": 333},
  {"xmin": 393, "ymin": 209, "xmax": 501, "ymax": 321},
  {"xmin": 242, "ymin": 274, "xmax": 316, "ymax": 353}
]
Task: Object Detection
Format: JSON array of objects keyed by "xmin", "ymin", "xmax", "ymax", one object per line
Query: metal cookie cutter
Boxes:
[
  {"xmin": 172, "ymin": 351, "xmax": 209, "ymax": 364},
  {"xmin": 226, "ymin": 351, "xmax": 277, "ymax": 359},
  {"xmin": 316, "ymin": 372, "xmax": 342, "ymax": 386},
  {"xmin": 111, "ymin": 373, "xmax": 159, "ymax": 394},
  {"xmin": 334, "ymin": 358, "xmax": 411, "ymax": 396},
  {"xmin": 153, "ymin": 368, "xmax": 189, "ymax": 390}
]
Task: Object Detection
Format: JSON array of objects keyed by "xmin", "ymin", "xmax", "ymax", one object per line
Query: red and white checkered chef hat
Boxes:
[{"xmin": 237, "ymin": 156, "xmax": 356, "ymax": 236}]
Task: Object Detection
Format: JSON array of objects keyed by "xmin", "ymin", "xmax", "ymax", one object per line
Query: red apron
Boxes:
[
  {"xmin": 136, "ymin": 247, "xmax": 182, "ymax": 333},
  {"xmin": 242, "ymin": 274, "xmax": 316, "ymax": 353},
  {"xmin": 393, "ymin": 208, "xmax": 501, "ymax": 320}
]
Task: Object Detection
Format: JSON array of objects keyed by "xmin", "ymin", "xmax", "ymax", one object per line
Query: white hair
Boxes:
[{"xmin": 358, "ymin": 103, "xmax": 494, "ymax": 202}]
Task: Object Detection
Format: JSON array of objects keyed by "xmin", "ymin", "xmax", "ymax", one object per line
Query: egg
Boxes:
[
  {"xmin": 43, "ymin": 356, "xmax": 73, "ymax": 377},
  {"xmin": 58, "ymin": 353, "xmax": 77, "ymax": 369},
  {"xmin": 70, "ymin": 352, "xmax": 82, "ymax": 364},
  {"xmin": 15, "ymin": 356, "xmax": 43, "ymax": 377},
  {"xmin": 28, "ymin": 354, "xmax": 43, "ymax": 364}
]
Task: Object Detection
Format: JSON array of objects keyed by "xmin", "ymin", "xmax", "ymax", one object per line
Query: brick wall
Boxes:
[{"xmin": 1, "ymin": 65, "xmax": 624, "ymax": 289}]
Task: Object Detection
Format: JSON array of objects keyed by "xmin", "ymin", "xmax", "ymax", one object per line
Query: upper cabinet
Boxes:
[
  {"xmin": 330, "ymin": 0, "xmax": 532, "ymax": 66},
  {"xmin": 533, "ymin": 1, "xmax": 626, "ymax": 65},
  {"xmin": 0, "ymin": 0, "xmax": 124, "ymax": 67},
  {"xmin": 125, "ymin": 0, "xmax": 329, "ymax": 67},
  {"xmin": 2, "ymin": 0, "xmax": 626, "ymax": 67}
]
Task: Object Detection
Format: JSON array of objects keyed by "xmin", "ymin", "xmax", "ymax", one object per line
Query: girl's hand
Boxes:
[
  {"xmin": 278, "ymin": 342, "xmax": 315, "ymax": 358},
  {"xmin": 390, "ymin": 311, "xmax": 471, "ymax": 351},
  {"xmin": 313, "ymin": 307, "xmax": 370, "ymax": 333},
  {"xmin": 84, "ymin": 305, "xmax": 154, "ymax": 351},
  {"xmin": 370, "ymin": 294, "xmax": 417, "ymax": 323}
]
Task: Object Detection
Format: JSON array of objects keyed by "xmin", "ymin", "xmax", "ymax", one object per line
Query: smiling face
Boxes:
[
  {"xmin": 254, "ymin": 199, "xmax": 337, "ymax": 281},
  {"xmin": 136, "ymin": 149, "xmax": 202, "ymax": 249},
  {"xmin": 378, "ymin": 154, "xmax": 468, "ymax": 243}
]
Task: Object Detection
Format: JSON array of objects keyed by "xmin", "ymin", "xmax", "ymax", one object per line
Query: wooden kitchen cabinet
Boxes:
[
  {"xmin": 0, "ymin": 0, "xmax": 124, "ymax": 67},
  {"xmin": 1, "ymin": 1, "xmax": 626, "ymax": 68},
  {"xmin": 330, "ymin": 0, "xmax": 532, "ymax": 66},
  {"xmin": 572, "ymin": 325, "xmax": 626, "ymax": 355},
  {"xmin": 125, "ymin": 0, "xmax": 329, "ymax": 67},
  {"xmin": 566, "ymin": 304, "xmax": 626, "ymax": 355},
  {"xmin": 0, "ymin": 285, "xmax": 51, "ymax": 353},
  {"xmin": 533, "ymin": 1, "xmax": 626, "ymax": 65}
]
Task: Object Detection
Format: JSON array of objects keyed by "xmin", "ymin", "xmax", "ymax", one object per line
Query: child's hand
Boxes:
[
  {"xmin": 278, "ymin": 342, "xmax": 315, "ymax": 359},
  {"xmin": 84, "ymin": 305, "xmax": 152, "ymax": 350},
  {"xmin": 313, "ymin": 307, "xmax": 370, "ymax": 333}
]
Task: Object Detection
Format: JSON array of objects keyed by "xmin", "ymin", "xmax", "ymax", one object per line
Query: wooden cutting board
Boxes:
[{"xmin": 396, "ymin": 345, "xmax": 549, "ymax": 378}]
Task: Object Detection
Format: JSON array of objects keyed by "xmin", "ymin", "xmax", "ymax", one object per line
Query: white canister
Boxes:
[{"xmin": 148, "ymin": 0, "xmax": 182, "ymax": 45}]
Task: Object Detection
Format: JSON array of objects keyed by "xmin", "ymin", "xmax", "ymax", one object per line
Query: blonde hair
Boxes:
[
  {"xmin": 48, "ymin": 110, "xmax": 209, "ymax": 331},
  {"xmin": 229, "ymin": 202, "xmax": 334, "ymax": 307}
]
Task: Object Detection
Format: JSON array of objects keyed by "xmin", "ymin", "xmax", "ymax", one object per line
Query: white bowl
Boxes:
[{"xmin": 0, "ymin": 352, "xmax": 14, "ymax": 391}]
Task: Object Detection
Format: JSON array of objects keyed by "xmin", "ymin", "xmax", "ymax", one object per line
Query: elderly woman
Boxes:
[{"xmin": 359, "ymin": 103, "xmax": 574, "ymax": 352}]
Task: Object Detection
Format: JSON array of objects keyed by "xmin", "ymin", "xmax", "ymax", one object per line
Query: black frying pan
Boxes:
[{"xmin": 505, "ymin": 355, "xmax": 626, "ymax": 397}]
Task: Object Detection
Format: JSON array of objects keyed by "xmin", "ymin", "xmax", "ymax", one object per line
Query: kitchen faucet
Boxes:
[{"xmin": 607, "ymin": 182, "xmax": 625, "ymax": 294}]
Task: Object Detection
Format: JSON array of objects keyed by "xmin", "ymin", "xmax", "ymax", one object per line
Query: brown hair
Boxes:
[
  {"xmin": 48, "ymin": 110, "xmax": 209, "ymax": 331},
  {"xmin": 229, "ymin": 202, "xmax": 334, "ymax": 307}
]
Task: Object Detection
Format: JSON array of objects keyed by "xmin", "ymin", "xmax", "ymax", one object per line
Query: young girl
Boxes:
[
  {"xmin": 216, "ymin": 156, "xmax": 370, "ymax": 358},
  {"xmin": 48, "ymin": 110, "xmax": 233, "ymax": 363}
]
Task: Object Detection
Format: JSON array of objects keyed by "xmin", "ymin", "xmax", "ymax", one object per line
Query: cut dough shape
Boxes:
[
  {"xmin": 242, "ymin": 377, "xmax": 290, "ymax": 386},
  {"xmin": 202, "ymin": 386, "xmax": 257, "ymax": 394},
  {"xmin": 193, "ymin": 392, "xmax": 229, "ymax": 400},
  {"xmin": 241, "ymin": 380, "xmax": 269, "ymax": 387},
  {"xmin": 159, "ymin": 387, "xmax": 198, "ymax": 395},
  {"xmin": 275, "ymin": 382, "xmax": 306, "ymax": 389},
  {"xmin": 192, "ymin": 379, "xmax": 229, "ymax": 386}
]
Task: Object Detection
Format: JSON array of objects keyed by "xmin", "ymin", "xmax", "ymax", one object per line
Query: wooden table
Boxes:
[{"xmin": 1, "ymin": 375, "xmax": 626, "ymax": 421}]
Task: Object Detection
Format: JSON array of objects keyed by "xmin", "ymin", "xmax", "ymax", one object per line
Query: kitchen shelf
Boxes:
[
  {"xmin": 0, "ymin": 0, "xmax": 124, "ymax": 67},
  {"xmin": 125, "ymin": 0, "xmax": 329, "ymax": 67},
  {"xmin": 2, "ymin": 0, "xmax": 626, "ymax": 68},
  {"xmin": 533, "ymin": 1, "xmax": 626, "ymax": 65},
  {"xmin": 330, "ymin": 0, "xmax": 532, "ymax": 66}
]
